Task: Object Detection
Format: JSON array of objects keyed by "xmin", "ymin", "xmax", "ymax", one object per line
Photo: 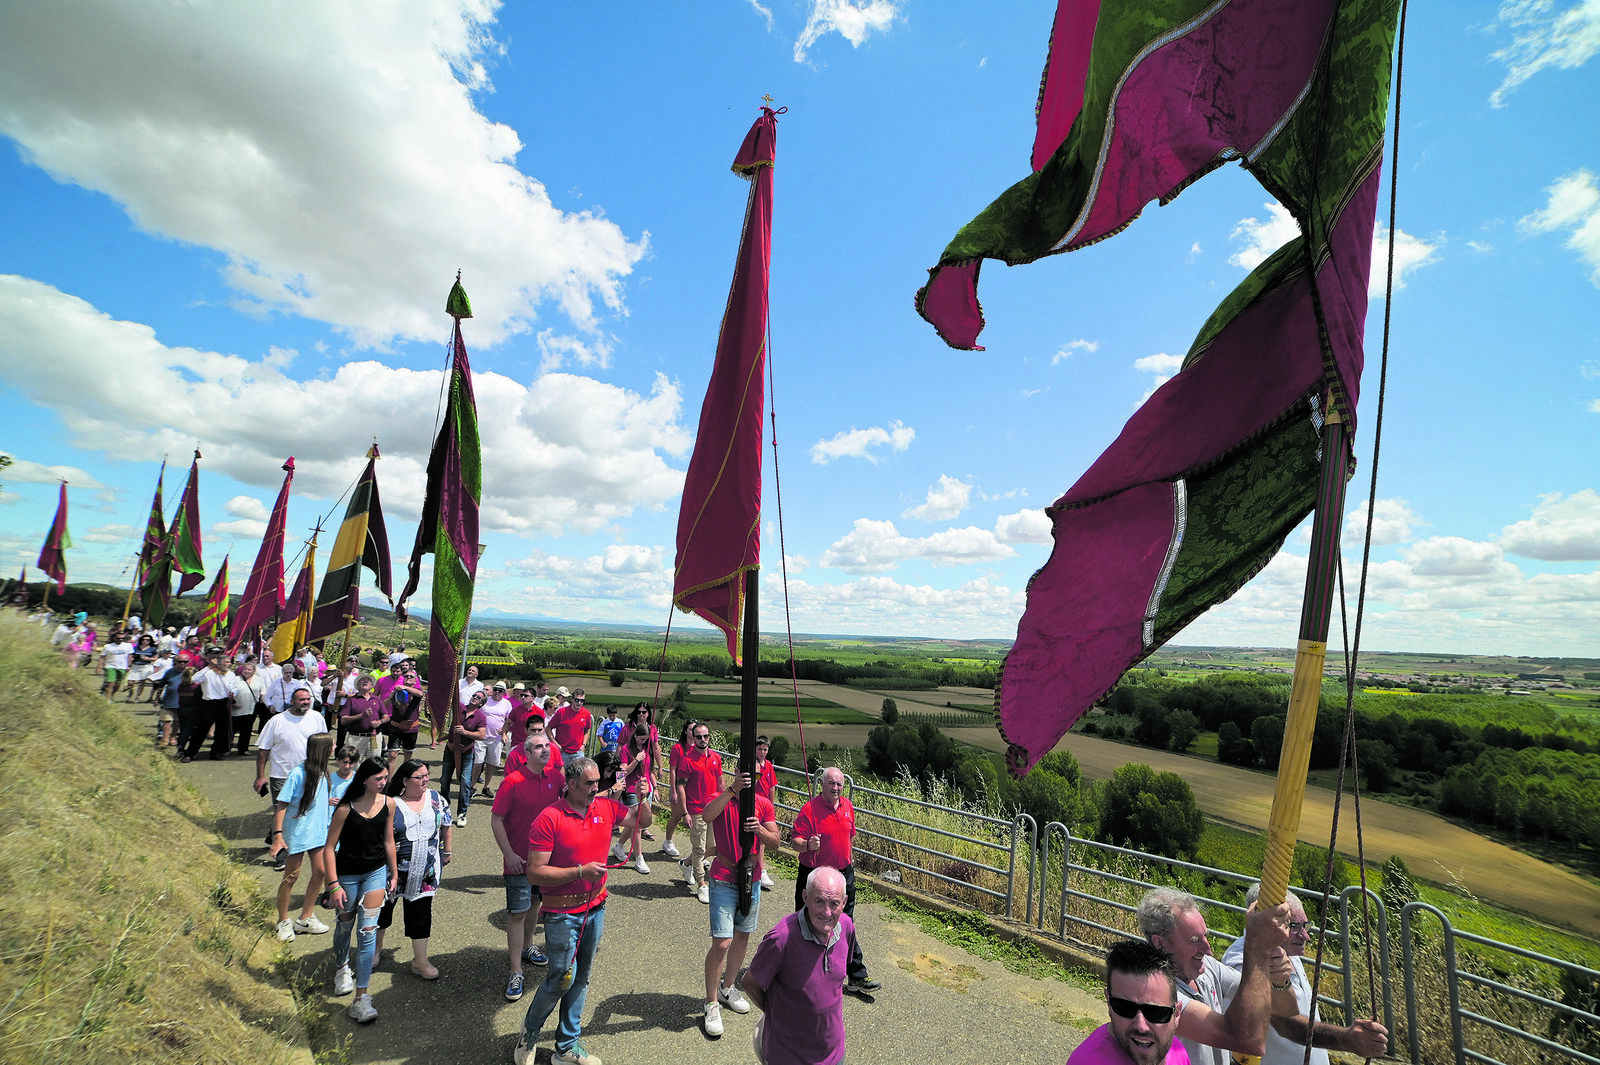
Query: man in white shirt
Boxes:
[
  {"xmin": 1220, "ymin": 885, "xmax": 1389, "ymax": 1065},
  {"xmin": 99, "ymin": 636, "xmax": 135, "ymax": 700},
  {"xmin": 265, "ymin": 661, "xmax": 305, "ymax": 712},
  {"xmin": 459, "ymin": 663, "xmax": 485, "ymax": 705},
  {"xmin": 183, "ymin": 651, "xmax": 242, "ymax": 763},
  {"xmin": 254, "ymin": 688, "xmax": 330, "ymax": 863}
]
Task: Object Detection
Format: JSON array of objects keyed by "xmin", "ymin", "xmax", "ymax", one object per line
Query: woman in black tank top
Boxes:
[{"xmin": 325, "ymin": 757, "xmax": 396, "ymax": 1024}]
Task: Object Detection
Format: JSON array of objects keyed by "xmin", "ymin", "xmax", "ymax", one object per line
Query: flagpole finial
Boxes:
[
  {"xmin": 193, "ymin": 447, "xmax": 202, "ymax": 461},
  {"xmin": 282, "ymin": 456, "xmax": 296, "ymax": 472}
]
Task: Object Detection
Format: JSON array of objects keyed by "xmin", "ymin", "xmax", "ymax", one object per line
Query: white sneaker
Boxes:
[
  {"xmin": 332, "ymin": 965, "xmax": 355, "ymax": 996},
  {"xmin": 661, "ymin": 839, "xmax": 681, "ymax": 858},
  {"xmin": 552, "ymin": 1042, "xmax": 602, "ymax": 1065},
  {"xmin": 697, "ymin": 881, "xmax": 710, "ymax": 905},
  {"xmin": 703, "ymin": 1000, "xmax": 724, "ymax": 1037},
  {"xmin": 680, "ymin": 859, "xmax": 697, "ymax": 887},
  {"xmin": 294, "ymin": 915, "xmax": 330, "ymax": 935},
  {"xmin": 719, "ymin": 984, "xmax": 752, "ymax": 1014},
  {"xmin": 633, "ymin": 854, "xmax": 651, "ymax": 875},
  {"xmin": 512, "ymin": 1036, "xmax": 531, "ymax": 1065},
  {"xmin": 609, "ymin": 840, "xmax": 627, "ymax": 864},
  {"xmin": 758, "ymin": 870, "xmax": 774, "ymax": 891},
  {"xmin": 347, "ymin": 993, "xmax": 378, "ymax": 1023},
  {"xmin": 275, "ymin": 918, "xmax": 295, "ymax": 942}
]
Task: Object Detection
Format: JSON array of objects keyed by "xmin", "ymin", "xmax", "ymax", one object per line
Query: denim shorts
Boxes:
[
  {"xmin": 708, "ymin": 877, "xmax": 760, "ymax": 938},
  {"xmin": 505, "ymin": 873, "xmax": 533, "ymax": 914}
]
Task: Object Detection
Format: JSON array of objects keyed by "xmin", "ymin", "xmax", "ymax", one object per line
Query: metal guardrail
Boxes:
[{"xmin": 651, "ymin": 746, "xmax": 1600, "ymax": 1064}]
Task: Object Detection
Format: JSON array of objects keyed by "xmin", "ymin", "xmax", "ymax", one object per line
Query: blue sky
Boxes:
[{"xmin": 1, "ymin": 1, "xmax": 1597, "ymax": 656}]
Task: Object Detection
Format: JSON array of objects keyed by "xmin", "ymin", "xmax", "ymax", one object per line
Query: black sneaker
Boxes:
[{"xmin": 846, "ymin": 975, "xmax": 881, "ymax": 995}]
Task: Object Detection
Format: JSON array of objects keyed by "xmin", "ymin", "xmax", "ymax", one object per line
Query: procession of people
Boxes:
[{"xmin": 22, "ymin": 608, "xmax": 1336, "ymax": 1065}]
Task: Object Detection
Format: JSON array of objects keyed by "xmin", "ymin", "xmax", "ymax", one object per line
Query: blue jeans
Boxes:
[
  {"xmin": 332, "ymin": 866, "xmax": 388, "ymax": 989},
  {"xmin": 522, "ymin": 902, "xmax": 605, "ymax": 1053},
  {"xmin": 439, "ymin": 746, "xmax": 477, "ymax": 816}
]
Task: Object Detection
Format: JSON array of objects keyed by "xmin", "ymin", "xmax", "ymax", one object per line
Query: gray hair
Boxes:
[
  {"xmin": 562, "ymin": 755, "xmax": 597, "ymax": 787},
  {"xmin": 1137, "ymin": 887, "xmax": 1200, "ymax": 940},
  {"xmin": 804, "ymin": 865, "xmax": 845, "ymax": 897}
]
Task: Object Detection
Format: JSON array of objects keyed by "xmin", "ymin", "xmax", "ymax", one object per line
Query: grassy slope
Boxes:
[{"xmin": 0, "ymin": 614, "xmax": 306, "ymax": 1065}]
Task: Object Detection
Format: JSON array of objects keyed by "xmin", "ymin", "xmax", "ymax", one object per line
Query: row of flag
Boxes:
[{"xmin": 28, "ymin": 279, "xmax": 475, "ymax": 728}]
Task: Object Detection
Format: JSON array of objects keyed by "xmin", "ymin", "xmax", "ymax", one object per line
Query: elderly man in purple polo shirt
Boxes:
[{"xmin": 744, "ymin": 865, "xmax": 856, "ymax": 1065}]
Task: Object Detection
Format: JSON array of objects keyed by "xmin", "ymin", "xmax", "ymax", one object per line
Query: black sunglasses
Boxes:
[{"xmin": 1108, "ymin": 997, "xmax": 1175, "ymax": 1025}]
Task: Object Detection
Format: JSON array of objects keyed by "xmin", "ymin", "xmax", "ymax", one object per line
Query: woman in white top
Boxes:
[{"xmin": 375, "ymin": 759, "xmax": 454, "ymax": 979}]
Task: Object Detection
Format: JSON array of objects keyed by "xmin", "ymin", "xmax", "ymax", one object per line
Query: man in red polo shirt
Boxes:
[
  {"xmin": 676, "ymin": 722, "xmax": 723, "ymax": 903},
  {"xmin": 515, "ymin": 756, "xmax": 650, "ymax": 1065},
  {"xmin": 697, "ymin": 771, "xmax": 781, "ymax": 1037},
  {"xmin": 790, "ymin": 766, "xmax": 880, "ymax": 996},
  {"xmin": 491, "ymin": 732, "xmax": 565, "ymax": 1003},
  {"xmin": 549, "ymin": 687, "xmax": 592, "ymax": 756}
]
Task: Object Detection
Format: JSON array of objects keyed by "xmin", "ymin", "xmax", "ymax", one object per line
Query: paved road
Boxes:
[{"xmin": 154, "ymin": 700, "xmax": 1103, "ymax": 1065}]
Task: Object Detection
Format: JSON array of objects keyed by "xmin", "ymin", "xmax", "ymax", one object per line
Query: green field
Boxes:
[{"xmin": 684, "ymin": 693, "xmax": 872, "ymax": 725}]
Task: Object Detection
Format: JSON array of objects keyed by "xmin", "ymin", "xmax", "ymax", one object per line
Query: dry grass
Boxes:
[{"xmin": 0, "ymin": 613, "xmax": 307, "ymax": 1065}]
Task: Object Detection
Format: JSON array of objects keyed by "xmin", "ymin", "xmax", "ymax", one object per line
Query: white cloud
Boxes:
[
  {"xmin": 795, "ymin": 0, "xmax": 899, "ymax": 62},
  {"xmin": 1499, "ymin": 489, "xmax": 1600, "ymax": 560},
  {"xmin": 809, "ymin": 420, "xmax": 914, "ymax": 464},
  {"xmin": 782, "ymin": 574, "xmax": 1025, "ymax": 637},
  {"xmin": 1489, "ymin": 0, "xmax": 1600, "ymax": 107},
  {"xmin": 1134, "ymin": 353, "xmax": 1183, "ymax": 375},
  {"xmin": 1343, "ymin": 498, "xmax": 1420, "ymax": 547},
  {"xmin": 745, "ymin": 0, "xmax": 775, "ymax": 31},
  {"xmin": 903, "ymin": 475, "xmax": 972, "ymax": 521},
  {"xmin": 1052, "ymin": 338, "xmax": 1099, "ymax": 366},
  {"xmin": 1229, "ymin": 203, "xmax": 1301, "ymax": 269},
  {"xmin": 819, "ymin": 518, "xmax": 1015, "ymax": 573},
  {"xmin": 1399, "ymin": 536, "xmax": 1515, "ymax": 579},
  {"xmin": 995, "ymin": 508, "xmax": 1052, "ymax": 545},
  {"xmin": 1134, "ymin": 352, "xmax": 1183, "ymax": 404},
  {"xmin": 0, "ymin": 455, "xmax": 109, "ymax": 492},
  {"xmin": 0, "ymin": 276, "xmax": 692, "ymax": 536},
  {"xmin": 223, "ymin": 495, "xmax": 270, "ymax": 521},
  {"xmin": 1519, "ymin": 169, "xmax": 1600, "ymax": 286},
  {"xmin": 80, "ymin": 522, "xmax": 136, "ymax": 545},
  {"xmin": 1583, "ymin": 360, "xmax": 1600, "ymax": 379},
  {"xmin": 1230, "ymin": 203, "xmax": 1439, "ymax": 293},
  {"xmin": 506, "ymin": 543, "xmax": 667, "ymax": 603},
  {"xmin": 213, "ymin": 518, "xmax": 268, "ymax": 540},
  {"xmin": 1370, "ymin": 226, "xmax": 1441, "ymax": 295},
  {"xmin": 0, "ymin": 1, "xmax": 647, "ymax": 348},
  {"xmin": 1467, "ymin": 240, "xmax": 1494, "ymax": 252},
  {"xmin": 1181, "ymin": 531, "xmax": 1600, "ymax": 656},
  {"xmin": 537, "ymin": 329, "xmax": 615, "ymax": 373}
]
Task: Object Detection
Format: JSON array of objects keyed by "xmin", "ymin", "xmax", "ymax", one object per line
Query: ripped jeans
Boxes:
[{"xmin": 332, "ymin": 865, "xmax": 389, "ymax": 989}]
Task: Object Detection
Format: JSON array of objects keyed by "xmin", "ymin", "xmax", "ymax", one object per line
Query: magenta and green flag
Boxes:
[
  {"xmin": 199, "ymin": 554, "xmax": 230, "ymax": 641},
  {"xmin": 307, "ymin": 445, "xmax": 392, "ymax": 645},
  {"xmin": 396, "ymin": 280, "xmax": 481, "ymax": 725},
  {"xmin": 170, "ymin": 450, "xmax": 205, "ymax": 596},
  {"xmin": 230, "ymin": 457, "xmax": 296, "ymax": 651},
  {"xmin": 135, "ymin": 462, "xmax": 171, "ymax": 627},
  {"xmin": 915, "ymin": 0, "xmax": 1401, "ymax": 773},
  {"xmin": 672, "ymin": 107, "xmax": 777, "ymax": 665},
  {"xmin": 36, "ymin": 481, "xmax": 70, "ymax": 593}
]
